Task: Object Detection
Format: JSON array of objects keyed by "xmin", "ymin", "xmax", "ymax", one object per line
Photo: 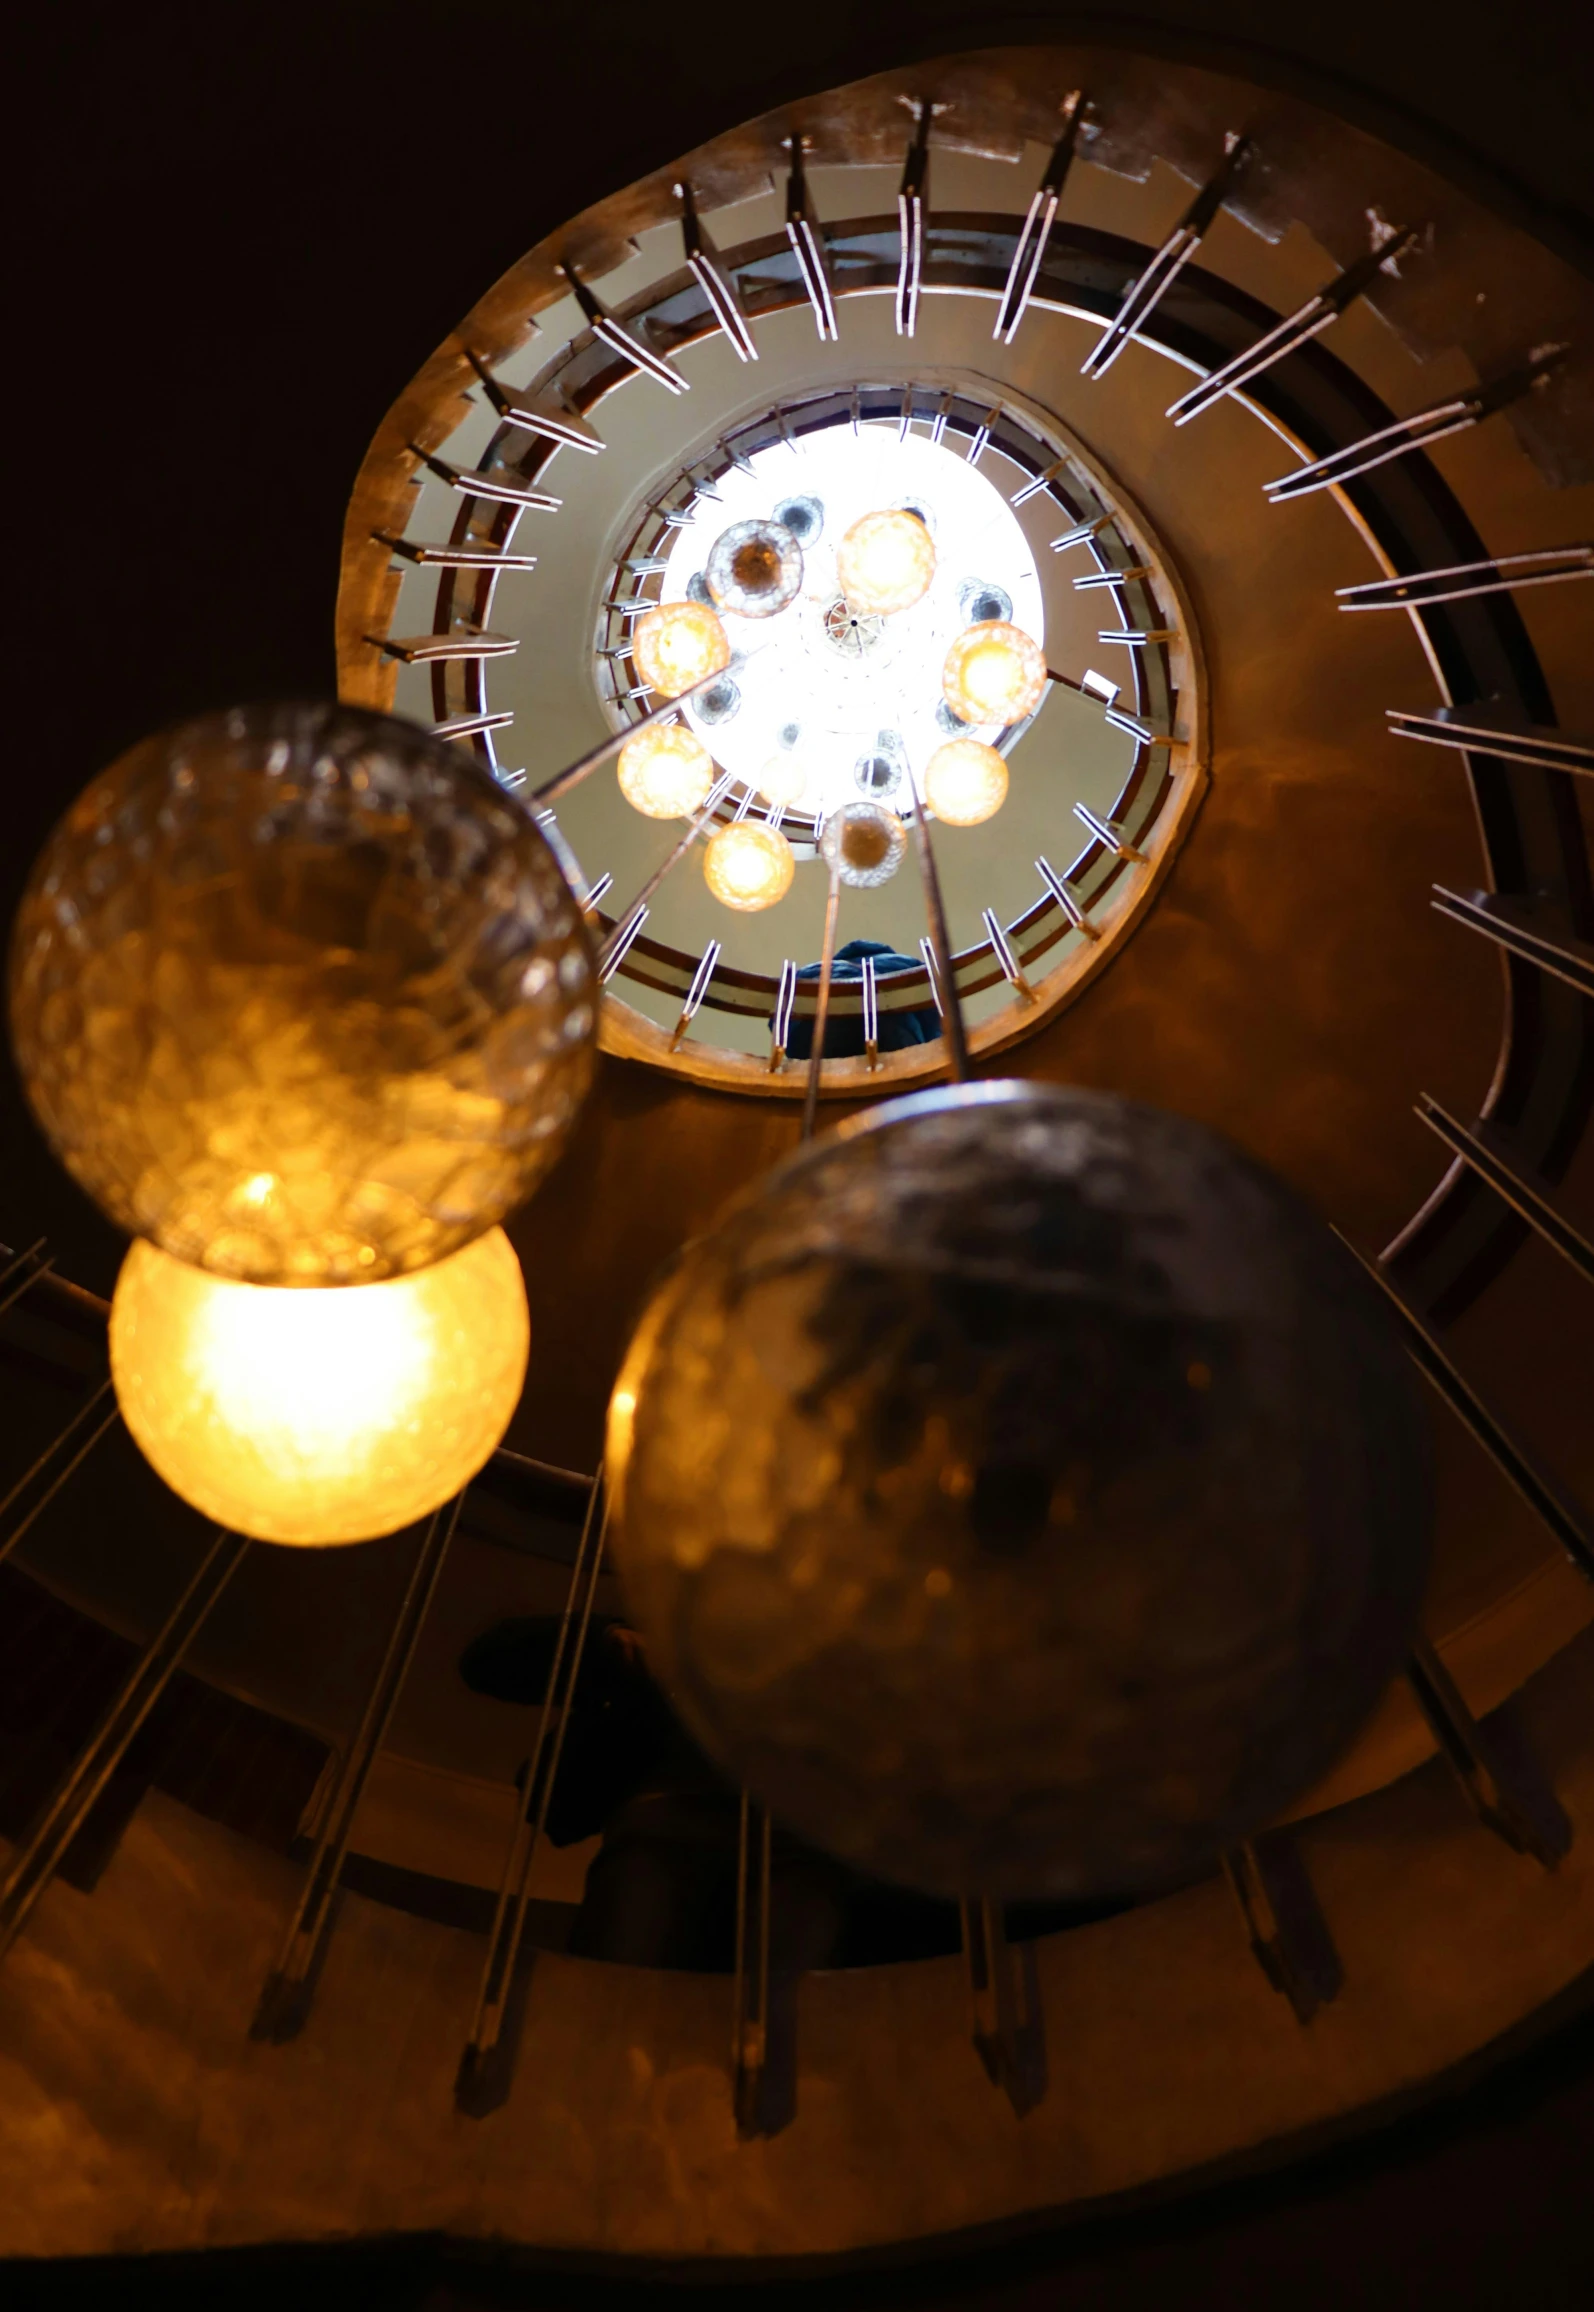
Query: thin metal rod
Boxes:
[
  {"xmin": 1406, "ymin": 1633, "xmax": 1570, "ymax": 1866},
  {"xmin": 1337, "ymin": 1231, "xmax": 1594, "ymax": 1584},
  {"xmin": 0, "ymin": 1402, "xmax": 122, "ymax": 1570},
  {"xmin": 1081, "ymin": 133, "xmax": 1250, "ymax": 380},
  {"xmin": 905, "ymin": 768, "xmax": 971, "ymax": 1082},
  {"xmin": 597, "ymin": 780, "xmax": 734, "ymax": 971},
  {"xmin": 992, "ymin": 90, "xmax": 1086, "ymax": 345},
  {"xmin": 253, "ymin": 1494, "xmax": 465, "ymax": 2039},
  {"xmin": 0, "ymin": 1238, "xmax": 48, "ymax": 1298},
  {"xmin": 460, "ymin": 1472, "xmax": 609, "ymax": 2079},
  {"xmin": 525, "ymin": 672, "xmax": 724, "ymax": 810},
  {"xmin": 1388, "ymin": 706, "xmax": 1593, "ymax": 778},
  {"xmin": 1265, "ymin": 346, "xmax": 1566, "ymax": 502},
  {"xmin": 0, "ymin": 1254, "xmax": 57, "ymax": 1321},
  {"xmin": 732, "ymin": 1794, "xmax": 773, "ymax": 2134},
  {"xmin": 0, "ymin": 1527, "xmax": 250, "ymax": 1965},
  {"xmin": 800, "ymin": 865, "xmax": 843, "ymax": 1141},
  {"xmin": 0, "ymin": 1377, "xmax": 115, "ymax": 1528},
  {"xmin": 1336, "ymin": 544, "xmax": 1591, "ymax": 611},
  {"xmin": 1431, "ymin": 886, "xmax": 1594, "ymax": 1000},
  {"xmin": 1417, "ymin": 1097, "xmax": 1593, "ymax": 1282}
]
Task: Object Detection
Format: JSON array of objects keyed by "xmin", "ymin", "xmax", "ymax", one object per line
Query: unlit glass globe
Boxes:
[
  {"xmin": 617, "ymin": 723, "xmax": 715, "ymax": 819},
  {"xmin": 702, "ymin": 821, "xmax": 796, "ymax": 912},
  {"xmin": 631, "ymin": 600, "xmax": 732, "ymax": 697},
  {"xmin": 941, "ymin": 620, "xmax": 1048, "ymax": 725},
  {"xmin": 110, "ymin": 1228, "xmax": 529, "ymax": 1546},
  {"xmin": 7, "ymin": 703, "xmax": 595, "ymax": 1286},
  {"xmin": 836, "ymin": 510, "xmax": 936, "ymax": 616},
  {"xmin": 924, "ymin": 737, "xmax": 1009, "ymax": 826},
  {"xmin": 705, "ymin": 519, "xmax": 803, "ymax": 618},
  {"xmin": 819, "ymin": 802, "xmax": 907, "ymax": 888},
  {"xmin": 606, "ymin": 1082, "xmax": 1432, "ymax": 1901}
]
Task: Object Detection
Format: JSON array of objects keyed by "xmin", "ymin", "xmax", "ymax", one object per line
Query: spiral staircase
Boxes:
[{"xmin": 1, "ymin": 36, "xmax": 1591, "ymax": 2280}]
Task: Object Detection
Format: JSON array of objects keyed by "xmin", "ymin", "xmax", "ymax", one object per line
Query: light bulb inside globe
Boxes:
[
  {"xmin": 941, "ymin": 621, "xmax": 1048, "ymax": 726},
  {"xmin": 110, "ymin": 1229, "xmax": 530, "ymax": 1545},
  {"xmin": 631, "ymin": 600, "xmax": 732, "ymax": 697},
  {"xmin": 755, "ymin": 754, "xmax": 809, "ymax": 809},
  {"xmin": 702, "ymin": 821, "xmax": 796, "ymax": 912},
  {"xmin": 616, "ymin": 723, "xmax": 715, "ymax": 819},
  {"xmin": 705, "ymin": 519, "xmax": 803, "ymax": 618},
  {"xmin": 923, "ymin": 737, "xmax": 1009, "ymax": 826},
  {"xmin": 835, "ymin": 510, "xmax": 936, "ymax": 616}
]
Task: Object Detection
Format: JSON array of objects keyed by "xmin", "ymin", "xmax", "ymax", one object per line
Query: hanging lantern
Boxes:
[
  {"xmin": 631, "ymin": 600, "xmax": 732, "ymax": 697},
  {"xmin": 617, "ymin": 722, "xmax": 715, "ymax": 818},
  {"xmin": 705, "ymin": 519, "xmax": 803, "ymax": 618},
  {"xmin": 819, "ymin": 802, "xmax": 907, "ymax": 888},
  {"xmin": 110, "ymin": 1228, "xmax": 530, "ymax": 1546},
  {"xmin": 923, "ymin": 737, "xmax": 1009, "ymax": 826},
  {"xmin": 755, "ymin": 753, "xmax": 810, "ymax": 809},
  {"xmin": 605, "ymin": 1083, "xmax": 1432, "ymax": 1903},
  {"xmin": 7, "ymin": 702, "xmax": 595, "ymax": 1286},
  {"xmin": 702, "ymin": 821, "xmax": 795, "ymax": 912},
  {"xmin": 941, "ymin": 620, "xmax": 1048, "ymax": 726},
  {"xmin": 835, "ymin": 510, "xmax": 936, "ymax": 615}
]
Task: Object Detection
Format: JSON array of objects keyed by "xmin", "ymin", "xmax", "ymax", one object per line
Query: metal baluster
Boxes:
[
  {"xmin": 1081, "ymin": 133, "xmax": 1251, "ymax": 380},
  {"xmin": 670, "ymin": 939, "xmax": 723, "ymax": 1050},
  {"xmin": 861, "ymin": 950, "xmax": 880, "ymax": 1069},
  {"xmin": 895, "ymin": 100, "xmax": 933, "ymax": 337},
  {"xmin": 678, "ymin": 181, "xmax": 757, "ymax": 362},
  {"xmin": 960, "ymin": 1897, "xmax": 1045, "ymax": 2114},
  {"xmin": 596, "ymin": 775, "xmax": 737, "ymax": 976},
  {"xmin": 732, "ymin": 1791, "xmax": 773, "ymax": 2135},
  {"xmin": 457, "ymin": 1470, "xmax": 609, "ymax": 2113},
  {"xmin": 1335, "ymin": 544, "xmax": 1590, "ymax": 611},
  {"xmin": 800, "ymin": 864, "xmax": 843, "ymax": 1142},
  {"xmin": 769, "ymin": 958, "xmax": 798, "ymax": 1073},
  {"xmin": 1036, "ymin": 855, "xmax": 1101, "ymax": 941},
  {"xmin": 0, "ymin": 1527, "xmax": 251, "ymax": 1965},
  {"xmin": 559, "ymin": 260, "xmax": 690, "ymax": 394},
  {"xmin": 1167, "ymin": 228, "xmax": 1419, "ymax": 423},
  {"xmin": 1223, "ymin": 1836, "xmax": 1342, "ymax": 2023},
  {"xmin": 1431, "ymin": 887, "xmax": 1593, "ymax": 1000},
  {"xmin": 992, "ymin": 91, "xmax": 1087, "ymax": 345},
  {"xmin": 1405, "ymin": 1636, "xmax": 1571, "ymax": 1866},
  {"xmin": 462, "ymin": 348, "xmax": 605, "ymax": 454},
  {"xmin": 1416, "ymin": 1098, "xmax": 1593, "ymax": 1282},
  {"xmin": 905, "ymin": 762, "xmax": 971, "ymax": 1082},
  {"xmin": 406, "ymin": 442, "xmax": 563, "ymax": 510},
  {"xmin": 252, "ymin": 1495, "xmax": 465, "ymax": 2040},
  {"xmin": 982, "ymin": 906, "xmax": 1035, "ymax": 1001},
  {"xmin": 0, "ymin": 1382, "xmax": 119, "ymax": 1563},
  {"xmin": 1265, "ymin": 346, "xmax": 1567, "ymax": 502},
  {"xmin": 784, "ymin": 136, "xmax": 837, "ymax": 342},
  {"xmin": 1387, "ymin": 703, "xmax": 1592, "ymax": 779}
]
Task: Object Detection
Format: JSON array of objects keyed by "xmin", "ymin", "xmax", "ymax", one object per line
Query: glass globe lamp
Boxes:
[
  {"xmin": 924, "ymin": 737, "xmax": 1009, "ymax": 826},
  {"xmin": 110, "ymin": 1228, "xmax": 530, "ymax": 1545},
  {"xmin": 616, "ymin": 723, "xmax": 715, "ymax": 818},
  {"xmin": 631, "ymin": 600, "xmax": 731, "ymax": 697},
  {"xmin": 702, "ymin": 821, "xmax": 795, "ymax": 912},
  {"xmin": 941, "ymin": 621, "xmax": 1048, "ymax": 726},
  {"xmin": 705, "ymin": 519, "xmax": 803, "ymax": 618},
  {"xmin": 819, "ymin": 802, "xmax": 907, "ymax": 888},
  {"xmin": 835, "ymin": 510, "xmax": 936, "ymax": 616},
  {"xmin": 756, "ymin": 754, "xmax": 809, "ymax": 809},
  {"xmin": 7, "ymin": 702, "xmax": 595, "ymax": 1286}
]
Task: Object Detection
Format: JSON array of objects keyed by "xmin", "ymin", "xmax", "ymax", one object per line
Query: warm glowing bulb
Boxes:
[
  {"xmin": 923, "ymin": 738, "xmax": 1009, "ymax": 826},
  {"xmin": 617, "ymin": 723, "xmax": 715, "ymax": 819},
  {"xmin": 702, "ymin": 821, "xmax": 796, "ymax": 912},
  {"xmin": 941, "ymin": 621, "xmax": 1048, "ymax": 726},
  {"xmin": 631, "ymin": 600, "xmax": 732, "ymax": 697},
  {"xmin": 835, "ymin": 510, "xmax": 936, "ymax": 615},
  {"xmin": 756, "ymin": 754, "xmax": 809, "ymax": 808},
  {"xmin": 110, "ymin": 1229, "xmax": 529, "ymax": 1545}
]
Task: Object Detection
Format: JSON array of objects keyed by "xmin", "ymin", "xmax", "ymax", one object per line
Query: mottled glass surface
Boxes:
[
  {"xmin": 609, "ymin": 1084, "xmax": 1431, "ymax": 1902},
  {"xmin": 10, "ymin": 703, "xmax": 595, "ymax": 1283}
]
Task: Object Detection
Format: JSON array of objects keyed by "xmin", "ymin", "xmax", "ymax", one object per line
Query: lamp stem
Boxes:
[{"xmin": 905, "ymin": 767, "xmax": 971, "ymax": 1081}]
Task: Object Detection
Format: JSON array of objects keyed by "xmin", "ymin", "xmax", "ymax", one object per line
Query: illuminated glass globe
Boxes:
[
  {"xmin": 110, "ymin": 1228, "xmax": 530, "ymax": 1546},
  {"xmin": 755, "ymin": 753, "xmax": 810, "ymax": 809},
  {"xmin": 631, "ymin": 600, "xmax": 732, "ymax": 697},
  {"xmin": 924, "ymin": 737, "xmax": 1009, "ymax": 826},
  {"xmin": 617, "ymin": 723, "xmax": 715, "ymax": 818},
  {"xmin": 819, "ymin": 802, "xmax": 907, "ymax": 888},
  {"xmin": 606, "ymin": 1083, "xmax": 1431, "ymax": 1901},
  {"xmin": 941, "ymin": 620, "xmax": 1048, "ymax": 726},
  {"xmin": 835, "ymin": 510, "xmax": 936, "ymax": 615},
  {"xmin": 702, "ymin": 821, "xmax": 795, "ymax": 912},
  {"xmin": 8, "ymin": 703, "xmax": 595, "ymax": 1285},
  {"xmin": 705, "ymin": 519, "xmax": 803, "ymax": 618}
]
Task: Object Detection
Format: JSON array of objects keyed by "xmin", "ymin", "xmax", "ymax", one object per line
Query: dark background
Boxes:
[{"xmin": 6, "ymin": 3, "xmax": 1594, "ymax": 2302}]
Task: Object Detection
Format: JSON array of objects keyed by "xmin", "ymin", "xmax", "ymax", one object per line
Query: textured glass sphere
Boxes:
[
  {"xmin": 819, "ymin": 802, "xmax": 907, "ymax": 888},
  {"xmin": 705, "ymin": 519, "xmax": 803, "ymax": 618},
  {"xmin": 942, "ymin": 620, "xmax": 1048, "ymax": 725},
  {"xmin": 755, "ymin": 753, "xmax": 810, "ymax": 809},
  {"xmin": 111, "ymin": 1228, "xmax": 529, "ymax": 1545},
  {"xmin": 924, "ymin": 737, "xmax": 1009, "ymax": 826},
  {"xmin": 607, "ymin": 1083, "xmax": 1431, "ymax": 1902},
  {"xmin": 631, "ymin": 600, "xmax": 731, "ymax": 696},
  {"xmin": 836, "ymin": 510, "xmax": 936, "ymax": 615},
  {"xmin": 9, "ymin": 703, "xmax": 596, "ymax": 1284},
  {"xmin": 617, "ymin": 722, "xmax": 715, "ymax": 818},
  {"xmin": 702, "ymin": 821, "xmax": 795, "ymax": 912}
]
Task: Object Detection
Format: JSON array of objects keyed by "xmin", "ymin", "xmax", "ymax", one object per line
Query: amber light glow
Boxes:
[
  {"xmin": 835, "ymin": 510, "xmax": 936, "ymax": 616},
  {"xmin": 617, "ymin": 723, "xmax": 715, "ymax": 819},
  {"xmin": 110, "ymin": 1229, "xmax": 529, "ymax": 1545},
  {"xmin": 924, "ymin": 738, "xmax": 1009, "ymax": 826},
  {"xmin": 631, "ymin": 600, "xmax": 731, "ymax": 697},
  {"xmin": 702, "ymin": 821, "xmax": 795, "ymax": 912},
  {"xmin": 941, "ymin": 621, "xmax": 1048, "ymax": 726}
]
